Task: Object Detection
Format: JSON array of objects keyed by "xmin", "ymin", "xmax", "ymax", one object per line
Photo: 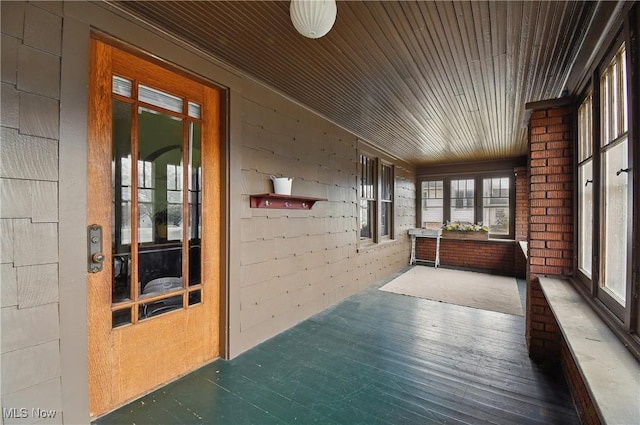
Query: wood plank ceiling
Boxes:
[{"xmin": 110, "ymin": 1, "xmax": 597, "ymax": 166}]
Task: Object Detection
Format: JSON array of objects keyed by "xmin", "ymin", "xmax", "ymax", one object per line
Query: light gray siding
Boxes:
[
  {"xmin": 1, "ymin": 2, "xmax": 63, "ymax": 424},
  {"xmin": 230, "ymin": 79, "xmax": 415, "ymax": 353}
]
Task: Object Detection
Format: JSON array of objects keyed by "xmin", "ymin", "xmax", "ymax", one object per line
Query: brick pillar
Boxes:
[{"xmin": 525, "ymin": 103, "xmax": 573, "ymax": 361}]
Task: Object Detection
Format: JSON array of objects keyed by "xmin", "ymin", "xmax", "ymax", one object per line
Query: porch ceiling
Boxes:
[{"xmin": 111, "ymin": 1, "xmax": 597, "ymax": 166}]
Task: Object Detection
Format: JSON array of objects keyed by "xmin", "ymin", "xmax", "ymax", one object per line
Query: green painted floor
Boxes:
[{"xmin": 96, "ymin": 269, "xmax": 579, "ymax": 425}]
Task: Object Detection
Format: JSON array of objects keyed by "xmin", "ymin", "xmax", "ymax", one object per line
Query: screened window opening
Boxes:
[
  {"xmin": 420, "ymin": 174, "xmax": 514, "ymax": 239},
  {"xmin": 450, "ymin": 179, "xmax": 475, "ymax": 223},
  {"xmin": 421, "ymin": 180, "xmax": 444, "ymax": 230},
  {"xmin": 482, "ymin": 177, "xmax": 510, "ymax": 235}
]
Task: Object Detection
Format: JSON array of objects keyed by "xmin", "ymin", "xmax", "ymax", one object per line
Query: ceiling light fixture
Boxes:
[{"xmin": 290, "ymin": 0, "xmax": 337, "ymax": 39}]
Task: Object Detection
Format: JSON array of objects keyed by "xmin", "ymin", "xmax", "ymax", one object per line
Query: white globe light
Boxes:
[{"xmin": 290, "ymin": 0, "xmax": 337, "ymax": 39}]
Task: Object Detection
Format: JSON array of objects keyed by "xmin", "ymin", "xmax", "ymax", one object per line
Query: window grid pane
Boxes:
[
  {"xmin": 601, "ymin": 44, "xmax": 628, "ymax": 147},
  {"xmin": 578, "ymin": 160, "xmax": 593, "ymax": 277},
  {"xmin": 598, "ymin": 43, "xmax": 629, "ymax": 307},
  {"xmin": 450, "ymin": 179, "xmax": 474, "ymax": 223},
  {"xmin": 381, "ymin": 165, "xmax": 392, "ymax": 201},
  {"xmin": 422, "ymin": 180, "xmax": 443, "ymax": 229},
  {"xmin": 482, "ymin": 177, "xmax": 509, "ymax": 235},
  {"xmin": 600, "ymin": 138, "xmax": 628, "ymax": 304},
  {"xmin": 578, "ymin": 93, "xmax": 593, "ymax": 162},
  {"xmin": 360, "ymin": 155, "xmax": 375, "ymax": 240}
]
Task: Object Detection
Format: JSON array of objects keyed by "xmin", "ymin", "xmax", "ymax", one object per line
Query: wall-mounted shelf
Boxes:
[{"xmin": 249, "ymin": 193, "xmax": 326, "ymax": 210}]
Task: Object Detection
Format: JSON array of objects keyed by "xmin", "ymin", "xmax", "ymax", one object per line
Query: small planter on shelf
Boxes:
[{"xmin": 441, "ymin": 222, "xmax": 489, "ymax": 240}]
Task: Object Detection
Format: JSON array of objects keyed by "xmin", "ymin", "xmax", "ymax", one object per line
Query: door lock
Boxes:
[{"xmin": 88, "ymin": 224, "xmax": 105, "ymax": 273}]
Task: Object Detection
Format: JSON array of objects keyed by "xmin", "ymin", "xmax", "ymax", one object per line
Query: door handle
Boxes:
[{"xmin": 88, "ymin": 224, "xmax": 105, "ymax": 273}]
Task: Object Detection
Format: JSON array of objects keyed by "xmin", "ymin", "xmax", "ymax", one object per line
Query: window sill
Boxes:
[
  {"xmin": 538, "ymin": 276, "xmax": 640, "ymax": 425},
  {"xmin": 357, "ymin": 238, "xmax": 398, "ymax": 253}
]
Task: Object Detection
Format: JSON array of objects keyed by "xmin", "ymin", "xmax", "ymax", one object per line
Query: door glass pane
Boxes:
[
  {"xmin": 578, "ymin": 160, "xmax": 593, "ymax": 277},
  {"xmin": 600, "ymin": 139, "xmax": 628, "ymax": 304},
  {"xmin": 112, "ymin": 308, "xmax": 132, "ymax": 328},
  {"xmin": 138, "ymin": 84, "xmax": 183, "ymax": 114},
  {"xmin": 113, "ymin": 76, "xmax": 132, "ymax": 98},
  {"xmin": 188, "ymin": 122, "xmax": 202, "ymax": 286},
  {"xmin": 112, "ymin": 99, "xmax": 132, "ymax": 303},
  {"xmin": 137, "ymin": 106, "xmax": 184, "ymax": 299},
  {"xmin": 140, "ymin": 294, "xmax": 183, "ymax": 320},
  {"xmin": 188, "ymin": 102, "xmax": 201, "ymax": 119}
]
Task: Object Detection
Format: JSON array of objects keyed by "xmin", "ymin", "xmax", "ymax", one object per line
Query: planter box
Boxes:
[{"xmin": 441, "ymin": 230, "xmax": 488, "ymax": 240}]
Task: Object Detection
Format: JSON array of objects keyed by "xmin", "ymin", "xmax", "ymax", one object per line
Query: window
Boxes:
[
  {"xmin": 483, "ymin": 177, "xmax": 510, "ymax": 235},
  {"xmin": 359, "ymin": 155, "xmax": 375, "ymax": 240},
  {"xmin": 599, "ymin": 44, "xmax": 630, "ymax": 309},
  {"xmin": 420, "ymin": 173, "xmax": 514, "ymax": 238},
  {"xmin": 575, "ymin": 39, "xmax": 634, "ymax": 326},
  {"xmin": 359, "ymin": 153, "xmax": 395, "ymax": 243},
  {"xmin": 421, "ymin": 180, "xmax": 443, "ymax": 229},
  {"xmin": 577, "ymin": 93, "xmax": 593, "ymax": 278},
  {"xmin": 381, "ymin": 164, "xmax": 393, "ymax": 237},
  {"xmin": 450, "ymin": 179, "xmax": 475, "ymax": 223}
]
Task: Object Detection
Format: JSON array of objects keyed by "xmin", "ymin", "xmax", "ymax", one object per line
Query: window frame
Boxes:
[
  {"xmin": 357, "ymin": 146, "xmax": 396, "ymax": 245},
  {"xmin": 572, "ymin": 9, "xmax": 639, "ymax": 361},
  {"xmin": 419, "ymin": 171, "xmax": 516, "ymax": 239}
]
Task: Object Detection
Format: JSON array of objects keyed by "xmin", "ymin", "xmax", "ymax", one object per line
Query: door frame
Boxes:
[{"xmin": 59, "ymin": 7, "xmax": 233, "ymax": 421}]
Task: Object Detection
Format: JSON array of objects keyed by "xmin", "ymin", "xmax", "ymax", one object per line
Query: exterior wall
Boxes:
[
  {"xmin": 1, "ymin": 1, "xmax": 416, "ymax": 422},
  {"xmin": 233, "ymin": 79, "xmax": 415, "ymax": 353},
  {"xmin": 1, "ymin": 1, "xmax": 64, "ymax": 422}
]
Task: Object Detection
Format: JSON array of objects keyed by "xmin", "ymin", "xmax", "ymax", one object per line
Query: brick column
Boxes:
[{"xmin": 525, "ymin": 102, "xmax": 573, "ymax": 361}]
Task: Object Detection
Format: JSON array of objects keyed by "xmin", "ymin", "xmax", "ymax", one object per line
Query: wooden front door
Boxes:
[{"xmin": 87, "ymin": 39, "xmax": 221, "ymax": 417}]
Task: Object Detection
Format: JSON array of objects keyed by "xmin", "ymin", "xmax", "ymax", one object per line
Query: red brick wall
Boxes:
[
  {"xmin": 528, "ymin": 107, "xmax": 574, "ymax": 277},
  {"xmin": 561, "ymin": 339, "xmax": 603, "ymax": 425},
  {"xmin": 526, "ymin": 105, "xmax": 574, "ymax": 359},
  {"xmin": 514, "ymin": 168, "xmax": 529, "ymax": 278},
  {"xmin": 515, "ymin": 167, "xmax": 529, "ymax": 241},
  {"xmin": 527, "ymin": 276, "xmax": 561, "ymax": 361},
  {"xmin": 415, "ymin": 238, "xmax": 517, "ymax": 276}
]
